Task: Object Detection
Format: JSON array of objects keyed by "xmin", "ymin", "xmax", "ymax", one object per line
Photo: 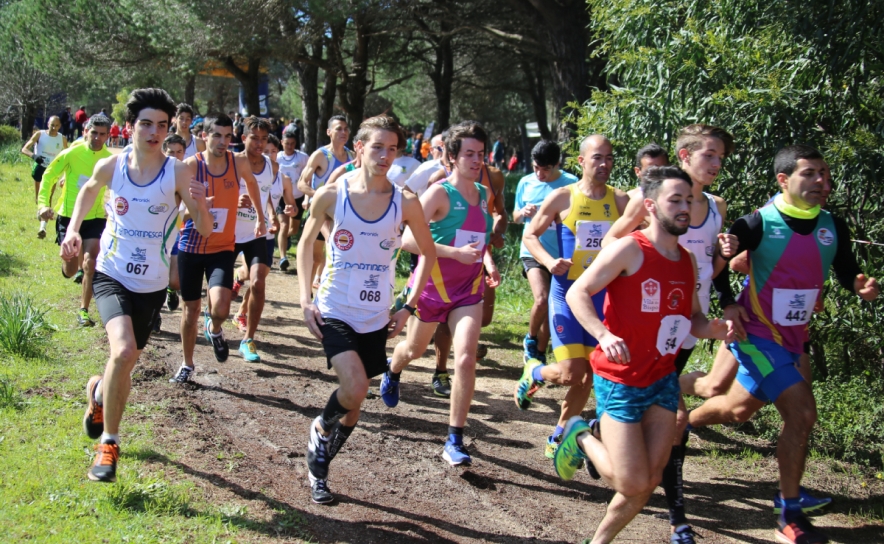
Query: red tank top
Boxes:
[{"xmin": 590, "ymin": 231, "xmax": 695, "ymax": 387}]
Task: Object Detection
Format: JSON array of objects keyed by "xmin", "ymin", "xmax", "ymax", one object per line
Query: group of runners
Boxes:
[{"xmin": 42, "ymin": 86, "xmax": 878, "ymax": 544}]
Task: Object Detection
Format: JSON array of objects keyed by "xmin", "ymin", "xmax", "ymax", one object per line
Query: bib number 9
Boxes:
[{"xmin": 125, "ymin": 262, "xmax": 149, "ymax": 275}]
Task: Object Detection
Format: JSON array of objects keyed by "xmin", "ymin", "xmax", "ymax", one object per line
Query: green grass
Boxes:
[{"xmin": 0, "ymin": 159, "xmax": 307, "ymax": 542}]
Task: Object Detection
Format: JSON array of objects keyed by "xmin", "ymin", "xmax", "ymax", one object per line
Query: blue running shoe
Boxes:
[
  {"xmin": 554, "ymin": 416, "xmax": 589, "ymax": 481},
  {"xmin": 773, "ymin": 487, "xmax": 833, "ymax": 514},
  {"xmin": 203, "ymin": 311, "xmax": 212, "ymax": 343},
  {"xmin": 523, "ymin": 334, "xmax": 541, "ymax": 363},
  {"xmin": 670, "ymin": 525, "xmax": 698, "ymax": 543},
  {"xmin": 442, "ymin": 435, "xmax": 472, "ymax": 467},
  {"xmin": 239, "ymin": 338, "xmax": 261, "ymax": 362},
  {"xmin": 379, "ymin": 358, "xmax": 400, "ymax": 408}
]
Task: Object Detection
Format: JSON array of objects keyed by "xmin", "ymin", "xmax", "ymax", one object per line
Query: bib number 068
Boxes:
[
  {"xmin": 359, "ymin": 290, "xmax": 381, "ymax": 303},
  {"xmin": 126, "ymin": 262, "xmax": 149, "ymax": 275}
]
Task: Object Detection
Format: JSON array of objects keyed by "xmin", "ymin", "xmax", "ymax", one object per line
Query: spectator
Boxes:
[
  {"xmin": 60, "ymin": 106, "xmax": 73, "ymax": 140},
  {"xmin": 232, "ymin": 112, "xmax": 244, "ymax": 151},
  {"xmin": 109, "ymin": 122, "xmax": 120, "ymax": 148},
  {"xmin": 492, "ymin": 136, "xmax": 506, "ymax": 170},
  {"xmin": 120, "ymin": 124, "xmax": 130, "ymax": 147},
  {"xmin": 508, "ymin": 151, "xmax": 519, "ymax": 172},
  {"xmin": 412, "ymin": 132, "xmax": 424, "ymax": 162},
  {"xmin": 74, "ymin": 106, "xmax": 88, "ymax": 139}
]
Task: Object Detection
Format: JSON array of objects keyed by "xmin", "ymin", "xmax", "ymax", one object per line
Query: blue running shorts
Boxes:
[
  {"xmin": 731, "ymin": 334, "xmax": 804, "ymax": 403},
  {"xmin": 594, "ymin": 372, "xmax": 679, "ymax": 424}
]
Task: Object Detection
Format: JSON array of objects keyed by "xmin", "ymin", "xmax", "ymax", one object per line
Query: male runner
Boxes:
[
  {"xmin": 173, "ymin": 103, "xmax": 206, "ymax": 159},
  {"xmin": 404, "ymin": 133, "xmax": 445, "ymax": 197},
  {"xmin": 37, "ymin": 115, "xmax": 111, "ymax": 327},
  {"xmin": 170, "ymin": 114, "xmax": 266, "ymax": 383},
  {"xmin": 387, "ymin": 145, "xmax": 421, "ymax": 188},
  {"xmin": 690, "ymin": 146, "xmax": 878, "ymax": 544},
  {"xmin": 276, "ymin": 128, "xmax": 309, "ymax": 271},
  {"xmin": 161, "ymin": 133, "xmax": 187, "ymax": 315},
  {"xmin": 602, "ymin": 125, "xmax": 736, "ymax": 542},
  {"xmin": 23, "ymin": 116, "xmax": 67, "ymax": 235},
  {"xmin": 513, "ymin": 139, "xmax": 577, "ymax": 364},
  {"xmin": 554, "ymin": 166, "xmax": 733, "ymax": 544},
  {"xmin": 383, "ymin": 121, "xmax": 499, "ymax": 467},
  {"xmin": 516, "ymin": 134, "xmax": 628, "ymax": 460},
  {"xmin": 63, "ymin": 88, "xmax": 213, "ymax": 482},
  {"xmin": 298, "ymin": 115, "xmax": 435, "ymax": 504},
  {"xmin": 298, "ymin": 115, "xmax": 353, "ymax": 287}
]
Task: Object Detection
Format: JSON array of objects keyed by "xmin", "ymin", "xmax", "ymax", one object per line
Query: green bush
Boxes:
[
  {"xmin": 0, "ymin": 124, "xmax": 20, "ymax": 145},
  {"xmin": 0, "ymin": 142, "xmax": 27, "ymax": 165},
  {"xmin": 0, "ymin": 292, "xmax": 53, "ymax": 358}
]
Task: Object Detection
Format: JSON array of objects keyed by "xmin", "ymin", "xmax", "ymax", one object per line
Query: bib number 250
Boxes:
[{"xmin": 126, "ymin": 262, "xmax": 149, "ymax": 275}]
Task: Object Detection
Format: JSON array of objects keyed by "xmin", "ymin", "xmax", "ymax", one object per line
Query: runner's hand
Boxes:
[
  {"xmin": 718, "ymin": 233, "xmax": 739, "ymax": 259},
  {"xmin": 490, "ymin": 232, "xmax": 505, "ymax": 249},
  {"xmin": 254, "ymin": 220, "xmax": 267, "ymax": 238},
  {"xmin": 39, "ymin": 207, "xmax": 55, "ymax": 221},
  {"xmin": 205, "ymin": 196, "xmax": 215, "ymax": 207},
  {"xmin": 855, "ymin": 274, "xmax": 880, "ymax": 301},
  {"xmin": 238, "ymin": 194, "xmax": 252, "ymax": 209},
  {"xmin": 546, "ymin": 258, "xmax": 572, "ymax": 276},
  {"xmin": 387, "ymin": 308, "xmax": 410, "ymax": 339},
  {"xmin": 269, "ymin": 218, "xmax": 279, "ymax": 235},
  {"xmin": 455, "ymin": 241, "xmax": 482, "ymax": 264},
  {"xmin": 521, "ymin": 204, "xmax": 537, "ymax": 220},
  {"xmin": 60, "ymin": 232, "xmax": 82, "ymax": 261},
  {"xmin": 485, "ymin": 266, "xmax": 501, "ymax": 288},
  {"xmin": 598, "ymin": 330, "xmax": 630, "ymax": 364},
  {"xmin": 722, "ymin": 304, "xmax": 749, "ymax": 341},
  {"xmin": 188, "ymin": 177, "xmax": 207, "ymax": 204},
  {"xmin": 708, "ymin": 318, "xmax": 734, "ymax": 343},
  {"xmin": 302, "ymin": 302, "xmax": 325, "ymax": 339},
  {"xmin": 284, "ymin": 204, "xmax": 295, "ymax": 217}
]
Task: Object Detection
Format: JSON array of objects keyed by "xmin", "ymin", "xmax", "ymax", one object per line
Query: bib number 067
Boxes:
[{"xmin": 126, "ymin": 262, "xmax": 149, "ymax": 275}]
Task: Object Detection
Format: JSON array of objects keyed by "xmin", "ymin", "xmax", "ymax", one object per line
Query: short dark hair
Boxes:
[
  {"xmin": 328, "ymin": 115, "xmax": 348, "ymax": 129},
  {"xmin": 444, "ymin": 121, "xmax": 488, "ymax": 160},
  {"xmin": 675, "ymin": 124, "xmax": 735, "ymax": 158},
  {"xmin": 641, "ymin": 166, "xmax": 693, "ymax": 201},
  {"xmin": 163, "ymin": 133, "xmax": 187, "ymax": 152},
  {"xmin": 266, "ymin": 134, "xmax": 281, "ymax": 150},
  {"xmin": 774, "ymin": 145, "xmax": 824, "ymax": 176},
  {"xmin": 88, "ymin": 114, "xmax": 111, "ymax": 129},
  {"xmin": 355, "ymin": 115, "xmax": 406, "ymax": 149},
  {"xmin": 635, "ymin": 143, "xmax": 669, "ymax": 168},
  {"xmin": 282, "ymin": 129, "xmax": 297, "ymax": 140},
  {"xmin": 125, "ymin": 88, "xmax": 176, "ymax": 126},
  {"xmin": 176, "ymin": 103, "xmax": 195, "ymax": 118},
  {"xmin": 531, "ymin": 140, "xmax": 561, "ymax": 167},
  {"xmin": 244, "ymin": 116, "xmax": 271, "ymax": 136},
  {"xmin": 203, "ymin": 114, "xmax": 233, "ymax": 135}
]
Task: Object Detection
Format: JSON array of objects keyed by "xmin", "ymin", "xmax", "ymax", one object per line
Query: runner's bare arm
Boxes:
[
  {"xmin": 488, "ymin": 167, "xmax": 508, "ymax": 248},
  {"xmin": 400, "ymin": 183, "xmax": 478, "ymax": 263},
  {"xmin": 601, "ymin": 194, "xmax": 648, "ymax": 248},
  {"xmin": 296, "ymin": 185, "xmax": 336, "ymax": 339},
  {"xmin": 687, "ymin": 251, "xmax": 735, "ymax": 342},
  {"xmin": 174, "ymin": 161, "xmax": 212, "ymax": 237},
  {"xmin": 325, "ymin": 163, "xmax": 352, "ymax": 187},
  {"xmin": 711, "ymin": 196, "xmax": 734, "ymax": 275},
  {"xmin": 565, "ymin": 236, "xmax": 642, "ymax": 363},
  {"xmin": 523, "ymin": 187, "xmax": 571, "ymax": 275},
  {"xmin": 59, "ymin": 156, "xmax": 116, "ymax": 261},
  {"xmin": 281, "ymin": 172, "xmax": 296, "ymax": 214},
  {"xmin": 234, "ymin": 154, "xmax": 267, "ymax": 237},
  {"xmin": 297, "ymin": 151, "xmax": 324, "ymax": 197},
  {"xmin": 613, "ymin": 186, "xmax": 630, "ymax": 216},
  {"xmin": 20, "ymin": 131, "xmax": 40, "ymax": 158}
]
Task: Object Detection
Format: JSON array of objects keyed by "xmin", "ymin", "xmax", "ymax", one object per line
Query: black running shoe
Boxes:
[
  {"xmin": 83, "ymin": 375, "xmax": 104, "ymax": 439},
  {"xmin": 73, "ymin": 269, "xmax": 84, "ymax": 284},
  {"xmin": 309, "ymin": 473, "xmax": 334, "ymax": 504},
  {"xmin": 432, "ymin": 372, "xmax": 451, "ymax": 398},
  {"xmin": 306, "ymin": 416, "xmax": 331, "ymax": 480},
  {"xmin": 279, "ymin": 257, "xmax": 289, "ymax": 271},
  {"xmin": 88, "ymin": 442, "xmax": 119, "ymax": 483},
  {"xmin": 584, "ymin": 418, "xmax": 601, "ymax": 480},
  {"xmin": 152, "ymin": 315, "xmax": 161, "ymax": 334},
  {"xmin": 166, "ymin": 288, "xmax": 179, "ymax": 311},
  {"xmin": 208, "ymin": 329, "xmax": 229, "ymax": 362}
]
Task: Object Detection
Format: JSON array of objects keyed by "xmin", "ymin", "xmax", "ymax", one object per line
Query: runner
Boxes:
[
  {"xmin": 61, "ymin": 88, "xmax": 213, "ymax": 482},
  {"xmin": 161, "ymin": 133, "xmax": 187, "ymax": 315},
  {"xmin": 383, "ymin": 121, "xmax": 499, "ymax": 467},
  {"xmin": 689, "ymin": 145, "xmax": 877, "ymax": 543},
  {"xmin": 173, "ymin": 103, "xmax": 206, "ymax": 160},
  {"xmin": 37, "ymin": 115, "xmax": 111, "ymax": 327},
  {"xmin": 297, "ymin": 115, "xmax": 353, "ymax": 289},
  {"xmin": 602, "ymin": 125, "xmax": 736, "ymax": 542},
  {"xmin": 387, "ymin": 145, "xmax": 421, "ymax": 188},
  {"xmin": 512, "ymin": 139, "xmax": 577, "ymax": 365},
  {"xmin": 297, "ymin": 115, "xmax": 435, "ymax": 504},
  {"xmin": 170, "ymin": 114, "xmax": 266, "ymax": 383},
  {"xmin": 276, "ymin": 128, "xmax": 309, "ymax": 271},
  {"xmin": 23, "ymin": 116, "xmax": 67, "ymax": 236},
  {"xmin": 515, "ymin": 134, "xmax": 628, "ymax": 461},
  {"xmin": 403, "ymin": 133, "xmax": 445, "ymax": 197},
  {"xmin": 553, "ymin": 165, "xmax": 734, "ymax": 544}
]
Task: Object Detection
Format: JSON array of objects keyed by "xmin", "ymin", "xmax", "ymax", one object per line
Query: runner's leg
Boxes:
[
  {"xmin": 244, "ymin": 262, "xmax": 269, "ymax": 340},
  {"xmin": 680, "ymin": 341, "xmax": 739, "ymax": 398},
  {"xmin": 772, "ymin": 380, "xmax": 817, "ymax": 499},
  {"xmin": 81, "ymin": 238, "xmax": 100, "ymax": 311},
  {"xmin": 525, "ymin": 267, "xmax": 552, "ymax": 355},
  {"xmin": 688, "ymin": 379, "xmax": 766, "ymax": 428},
  {"xmin": 447, "ymin": 303, "xmax": 483, "ymax": 429},
  {"xmin": 100, "ymin": 315, "xmax": 143, "ymax": 437}
]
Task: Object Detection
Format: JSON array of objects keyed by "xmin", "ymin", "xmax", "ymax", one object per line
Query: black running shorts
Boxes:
[
  {"xmin": 55, "ymin": 216, "xmax": 107, "ymax": 245},
  {"xmin": 521, "ymin": 256, "xmax": 550, "ymax": 279},
  {"xmin": 319, "ymin": 318, "xmax": 389, "ymax": 379},
  {"xmin": 234, "ymin": 238, "xmax": 268, "ymax": 269},
  {"xmin": 277, "ymin": 195, "xmax": 305, "ymax": 218},
  {"xmin": 177, "ymin": 250, "xmax": 235, "ymax": 302},
  {"xmin": 674, "ymin": 345, "xmax": 695, "ymax": 376},
  {"xmin": 92, "ymin": 271, "xmax": 165, "ymax": 350}
]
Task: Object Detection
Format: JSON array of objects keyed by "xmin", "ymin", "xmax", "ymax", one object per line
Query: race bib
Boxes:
[
  {"xmin": 772, "ymin": 288, "xmax": 818, "ymax": 326},
  {"xmin": 347, "ymin": 270, "xmax": 389, "ymax": 309},
  {"xmin": 656, "ymin": 315, "xmax": 691, "ymax": 356},
  {"xmin": 568, "ymin": 221, "xmax": 610, "ymax": 279},
  {"xmin": 453, "ymin": 229, "xmax": 486, "ymax": 263},
  {"xmin": 77, "ymin": 174, "xmax": 90, "ymax": 190},
  {"xmin": 209, "ymin": 208, "xmax": 228, "ymax": 233},
  {"xmin": 118, "ymin": 247, "xmax": 160, "ymax": 281}
]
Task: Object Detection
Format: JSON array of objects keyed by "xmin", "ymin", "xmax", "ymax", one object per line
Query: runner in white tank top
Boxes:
[
  {"xmin": 680, "ymin": 192, "xmax": 721, "ymax": 349},
  {"xmin": 297, "ymin": 115, "xmax": 436, "ymax": 505},
  {"xmin": 173, "ymin": 104, "xmax": 204, "ymax": 161},
  {"xmin": 277, "ymin": 130, "xmax": 309, "ymax": 270},
  {"xmin": 35, "ymin": 130, "xmax": 65, "ymax": 163}
]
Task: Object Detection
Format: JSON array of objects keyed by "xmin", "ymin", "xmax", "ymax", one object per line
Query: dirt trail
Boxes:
[{"xmin": 131, "ymin": 267, "xmax": 884, "ymax": 543}]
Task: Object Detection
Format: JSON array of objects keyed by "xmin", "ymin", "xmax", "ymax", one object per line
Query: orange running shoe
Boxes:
[
  {"xmin": 232, "ymin": 313, "xmax": 248, "ymax": 332},
  {"xmin": 83, "ymin": 375, "xmax": 104, "ymax": 439},
  {"xmin": 88, "ymin": 442, "xmax": 120, "ymax": 483}
]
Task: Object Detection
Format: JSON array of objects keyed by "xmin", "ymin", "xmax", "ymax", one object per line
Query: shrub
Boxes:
[
  {"xmin": 0, "ymin": 125, "xmax": 20, "ymax": 145},
  {"xmin": 0, "ymin": 292, "xmax": 53, "ymax": 358}
]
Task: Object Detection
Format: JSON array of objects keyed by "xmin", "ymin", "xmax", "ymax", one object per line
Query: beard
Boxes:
[{"xmin": 654, "ymin": 209, "xmax": 689, "ymax": 236}]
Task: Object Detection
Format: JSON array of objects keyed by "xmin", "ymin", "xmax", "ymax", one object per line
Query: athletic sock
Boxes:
[
  {"xmin": 531, "ymin": 364, "xmax": 545, "ymax": 383},
  {"xmin": 319, "ymin": 390, "xmax": 350, "ymax": 433},
  {"xmin": 209, "ymin": 329, "xmax": 223, "ymax": 338},
  {"xmin": 100, "ymin": 433, "xmax": 119, "ymax": 445},
  {"xmin": 552, "ymin": 425, "xmax": 564, "ymax": 440},
  {"xmin": 448, "ymin": 426, "xmax": 463, "ymax": 440},
  {"xmin": 93, "ymin": 379, "xmax": 103, "ymax": 405},
  {"xmin": 433, "ymin": 368, "xmax": 445, "ymax": 376},
  {"xmin": 662, "ymin": 444, "xmax": 687, "ymax": 526},
  {"xmin": 388, "ymin": 370, "xmax": 401, "ymax": 382},
  {"xmin": 328, "ymin": 423, "xmax": 356, "ymax": 459},
  {"xmin": 39, "ymin": 220, "xmax": 46, "ymax": 229},
  {"xmin": 781, "ymin": 497, "xmax": 802, "ymax": 523}
]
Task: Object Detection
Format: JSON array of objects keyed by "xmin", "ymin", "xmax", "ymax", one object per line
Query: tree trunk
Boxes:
[
  {"xmin": 296, "ymin": 39, "xmax": 322, "ymax": 153},
  {"xmin": 184, "ymin": 74, "xmax": 196, "ymax": 110},
  {"xmin": 21, "ymin": 105, "xmax": 37, "ymax": 141},
  {"xmin": 224, "ymin": 56, "xmax": 262, "ymax": 116},
  {"xmin": 333, "ymin": 13, "xmax": 370, "ymax": 127},
  {"xmin": 428, "ymin": 21, "xmax": 453, "ymax": 131},
  {"xmin": 810, "ymin": 340, "xmax": 828, "ymax": 381},
  {"xmin": 522, "ymin": 57, "xmax": 552, "ymax": 140},
  {"xmin": 318, "ymin": 67, "xmax": 337, "ymax": 147}
]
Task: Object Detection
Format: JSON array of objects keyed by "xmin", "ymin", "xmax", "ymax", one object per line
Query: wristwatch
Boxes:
[{"xmin": 403, "ymin": 304, "xmax": 416, "ymax": 316}]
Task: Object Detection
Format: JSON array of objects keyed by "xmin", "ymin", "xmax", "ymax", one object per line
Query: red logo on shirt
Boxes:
[
  {"xmin": 114, "ymin": 197, "xmax": 129, "ymax": 215},
  {"xmin": 334, "ymin": 229, "xmax": 354, "ymax": 251},
  {"xmin": 668, "ymin": 288, "xmax": 684, "ymax": 309},
  {"xmin": 643, "ymin": 279, "xmax": 658, "ymax": 296}
]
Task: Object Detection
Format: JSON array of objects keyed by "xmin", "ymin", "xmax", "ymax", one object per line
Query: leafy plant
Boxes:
[
  {"xmin": 0, "ymin": 292, "xmax": 53, "ymax": 358},
  {"xmin": 0, "ymin": 125, "xmax": 20, "ymax": 145},
  {"xmin": 0, "ymin": 375, "xmax": 23, "ymax": 410}
]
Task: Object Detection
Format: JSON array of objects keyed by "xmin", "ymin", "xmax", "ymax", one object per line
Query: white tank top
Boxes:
[
  {"xmin": 35, "ymin": 131, "xmax": 64, "ymax": 162},
  {"xmin": 680, "ymin": 193, "xmax": 721, "ymax": 348},
  {"xmin": 183, "ymin": 135, "xmax": 199, "ymax": 160},
  {"xmin": 235, "ymin": 156, "xmax": 274, "ymax": 243},
  {"xmin": 267, "ymin": 170, "xmax": 283, "ymax": 240},
  {"xmin": 277, "ymin": 150, "xmax": 308, "ymax": 198},
  {"xmin": 315, "ymin": 178, "xmax": 403, "ymax": 333},
  {"xmin": 97, "ymin": 152, "xmax": 180, "ymax": 293}
]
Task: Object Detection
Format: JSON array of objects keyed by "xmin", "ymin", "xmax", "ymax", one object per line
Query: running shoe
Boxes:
[
  {"xmin": 37, "ymin": 225, "xmax": 46, "ymax": 239},
  {"xmin": 83, "ymin": 375, "xmax": 104, "ymax": 439},
  {"xmin": 239, "ymin": 338, "xmax": 261, "ymax": 362},
  {"xmin": 773, "ymin": 487, "xmax": 833, "ymax": 514},
  {"xmin": 169, "ymin": 365, "xmax": 194, "ymax": 384},
  {"xmin": 73, "ymin": 269, "xmax": 84, "ymax": 284},
  {"xmin": 77, "ymin": 308, "xmax": 95, "ymax": 327},
  {"xmin": 208, "ymin": 329, "xmax": 229, "ymax": 362},
  {"xmin": 232, "ymin": 313, "xmax": 248, "ymax": 332},
  {"xmin": 442, "ymin": 435, "xmax": 472, "ymax": 467},
  {"xmin": 514, "ymin": 359, "xmax": 545, "ymax": 410},
  {"xmin": 232, "ymin": 279, "xmax": 244, "ymax": 297},
  {"xmin": 553, "ymin": 416, "xmax": 589, "ymax": 481},
  {"xmin": 476, "ymin": 344, "xmax": 488, "ymax": 360},
  {"xmin": 88, "ymin": 442, "xmax": 119, "ymax": 482},
  {"xmin": 279, "ymin": 257, "xmax": 289, "ymax": 271},
  {"xmin": 523, "ymin": 334, "xmax": 543, "ymax": 363},
  {"xmin": 544, "ymin": 434, "xmax": 561, "ymax": 459},
  {"xmin": 431, "ymin": 372, "xmax": 451, "ymax": 398},
  {"xmin": 775, "ymin": 513, "xmax": 829, "ymax": 543},
  {"xmin": 152, "ymin": 315, "xmax": 161, "ymax": 334},
  {"xmin": 306, "ymin": 416, "xmax": 331, "ymax": 480},
  {"xmin": 671, "ymin": 525, "xmax": 699, "ymax": 543},
  {"xmin": 379, "ymin": 359, "xmax": 400, "ymax": 408},
  {"xmin": 166, "ymin": 288, "xmax": 179, "ymax": 311},
  {"xmin": 584, "ymin": 418, "xmax": 601, "ymax": 479},
  {"xmin": 308, "ymin": 472, "xmax": 334, "ymax": 504}
]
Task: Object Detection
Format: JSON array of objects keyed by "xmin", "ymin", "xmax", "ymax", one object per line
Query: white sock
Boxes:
[
  {"xmin": 100, "ymin": 432, "xmax": 119, "ymax": 445},
  {"xmin": 39, "ymin": 220, "xmax": 46, "ymax": 229},
  {"xmin": 94, "ymin": 379, "xmax": 103, "ymax": 404},
  {"xmin": 210, "ymin": 329, "xmax": 223, "ymax": 338}
]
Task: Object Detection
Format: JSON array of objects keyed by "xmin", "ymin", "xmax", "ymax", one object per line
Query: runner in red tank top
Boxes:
[{"xmin": 552, "ymin": 166, "xmax": 734, "ymax": 544}]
